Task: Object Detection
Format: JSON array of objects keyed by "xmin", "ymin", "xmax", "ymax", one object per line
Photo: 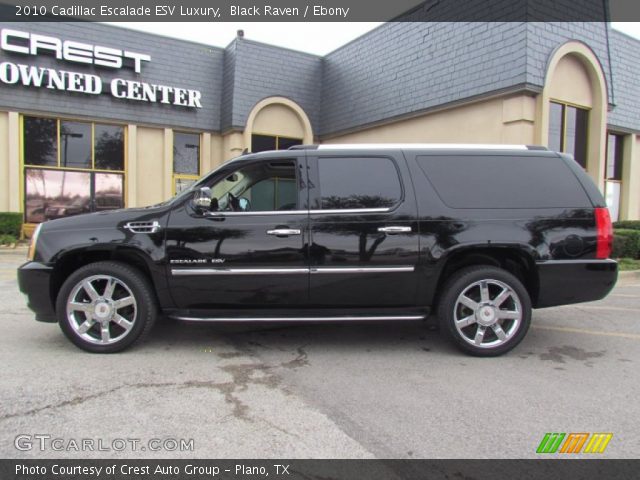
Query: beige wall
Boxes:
[
  {"xmin": 135, "ymin": 127, "xmax": 166, "ymax": 207},
  {"xmin": 252, "ymin": 104, "xmax": 307, "ymax": 138},
  {"xmin": 0, "ymin": 111, "xmax": 9, "ymax": 211},
  {"xmin": 547, "ymin": 55, "xmax": 594, "ymax": 108},
  {"xmin": 325, "ymin": 94, "xmax": 536, "ymax": 145},
  {"xmin": 621, "ymin": 135, "xmax": 640, "ymax": 220}
]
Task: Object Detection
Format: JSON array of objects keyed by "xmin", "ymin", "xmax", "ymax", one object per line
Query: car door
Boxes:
[
  {"xmin": 165, "ymin": 152, "xmax": 309, "ymax": 309},
  {"xmin": 307, "ymin": 150, "xmax": 420, "ymax": 307}
]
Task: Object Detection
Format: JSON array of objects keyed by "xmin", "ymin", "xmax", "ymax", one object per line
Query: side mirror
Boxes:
[{"xmin": 193, "ymin": 187, "xmax": 212, "ymax": 209}]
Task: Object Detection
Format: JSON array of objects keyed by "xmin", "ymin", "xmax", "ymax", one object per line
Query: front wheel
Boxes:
[
  {"xmin": 56, "ymin": 261, "xmax": 157, "ymax": 353},
  {"xmin": 438, "ymin": 266, "xmax": 531, "ymax": 356}
]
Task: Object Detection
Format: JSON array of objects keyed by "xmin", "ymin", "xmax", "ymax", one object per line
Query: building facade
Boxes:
[{"xmin": 1, "ymin": 21, "xmax": 639, "ymax": 237}]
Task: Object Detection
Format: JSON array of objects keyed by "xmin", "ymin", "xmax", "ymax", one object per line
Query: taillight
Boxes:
[{"xmin": 594, "ymin": 207, "xmax": 613, "ymax": 259}]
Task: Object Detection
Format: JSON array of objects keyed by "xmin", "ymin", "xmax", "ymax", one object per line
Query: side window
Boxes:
[
  {"xmin": 415, "ymin": 155, "xmax": 591, "ymax": 209},
  {"xmin": 317, "ymin": 157, "xmax": 402, "ymax": 210},
  {"xmin": 209, "ymin": 160, "xmax": 298, "ymax": 212}
]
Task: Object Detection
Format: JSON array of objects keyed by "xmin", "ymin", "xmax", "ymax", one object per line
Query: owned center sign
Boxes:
[{"xmin": 0, "ymin": 28, "xmax": 203, "ymax": 108}]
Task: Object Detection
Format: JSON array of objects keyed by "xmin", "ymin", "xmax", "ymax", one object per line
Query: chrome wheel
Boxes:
[
  {"xmin": 66, "ymin": 275, "xmax": 137, "ymax": 345},
  {"xmin": 453, "ymin": 279, "xmax": 522, "ymax": 349}
]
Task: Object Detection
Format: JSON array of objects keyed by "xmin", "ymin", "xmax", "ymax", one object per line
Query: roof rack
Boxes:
[{"xmin": 289, "ymin": 144, "xmax": 547, "ymax": 151}]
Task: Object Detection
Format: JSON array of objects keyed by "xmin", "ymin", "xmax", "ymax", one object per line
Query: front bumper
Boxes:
[
  {"xmin": 17, "ymin": 261, "xmax": 56, "ymax": 322},
  {"xmin": 535, "ymin": 259, "xmax": 618, "ymax": 308}
]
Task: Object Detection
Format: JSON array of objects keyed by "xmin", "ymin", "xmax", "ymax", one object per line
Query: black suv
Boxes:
[{"xmin": 18, "ymin": 145, "xmax": 617, "ymax": 356}]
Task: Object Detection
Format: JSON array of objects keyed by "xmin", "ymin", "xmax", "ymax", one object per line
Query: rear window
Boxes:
[
  {"xmin": 416, "ymin": 155, "xmax": 591, "ymax": 209},
  {"xmin": 318, "ymin": 157, "xmax": 402, "ymax": 209}
]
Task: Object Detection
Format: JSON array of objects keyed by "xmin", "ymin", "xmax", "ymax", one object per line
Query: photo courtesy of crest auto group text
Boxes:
[{"xmin": 1, "ymin": 0, "xmax": 640, "ymax": 478}]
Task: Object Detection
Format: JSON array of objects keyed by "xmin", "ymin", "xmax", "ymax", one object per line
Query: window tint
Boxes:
[
  {"xmin": 317, "ymin": 157, "xmax": 402, "ymax": 210},
  {"xmin": 24, "ymin": 116, "xmax": 57, "ymax": 166},
  {"xmin": 416, "ymin": 155, "xmax": 590, "ymax": 209},
  {"xmin": 209, "ymin": 160, "xmax": 298, "ymax": 212},
  {"xmin": 565, "ymin": 106, "xmax": 588, "ymax": 168},
  {"xmin": 94, "ymin": 173, "xmax": 124, "ymax": 211},
  {"xmin": 60, "ymin": 121, "xmax": 91, "ymax": 169},
  {"xmin": 173, "ymin": 132, "xmax": 200, "ymax": 175},
  {"xmin": 251, "ymin": 134, "xmax": 303, "ymax": 153},
  {"xmin": 548, "ymin": 102, "xmax": 564, "ymax": 152},
  {"xmin": 251, "ymin": 134, "xmax": 276, "ymax": 153},
  {"xmin": 606, "ymin": 133, "xmax": 624, "ymax": 181},
  {"xmin": 548, "ymin": 102, "xmax": 589, "ymax": 169},
  {"xmin": 95, "ymin": 125, "xmax": 124, "ymax": 171}
]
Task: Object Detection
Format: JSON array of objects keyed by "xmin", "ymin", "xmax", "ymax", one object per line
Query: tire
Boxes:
[
  {"xmin": 438, "ymin": 266, "xmax": 531, "ymax": 357},
  {"xmin": 56, "ymin": 261, "xmax": 157, "ymax": 353}
]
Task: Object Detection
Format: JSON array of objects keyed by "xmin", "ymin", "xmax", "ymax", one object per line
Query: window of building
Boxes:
[
  {"xmin": 605, "ymin": 133, "xmax": 624, "ymax": 222},
  {"xmin": 22, "ymin": 116, "xmax": 125, "ymax": 224},
  {"xmin": 251, "ymin": 134, "xmax": 302, "ymax": 153},
  {"xmin": 173, "ymin": 132, "xmax": 201, "ymax": 194},
  {"xmin": 606, "ymin": 133, "xmax": 624, "ymax": 181},
  {"xmin": 316, "ymin": 157, "xmax": 402, "ymax": 210},
  {"xmin": 548, "ymin": 101, "xmax": 589, "ymax": 168}
]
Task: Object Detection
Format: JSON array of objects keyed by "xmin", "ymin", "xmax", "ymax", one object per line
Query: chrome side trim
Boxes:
[
  {"xmin": 377, "ymin": 226, "xmax": 412, "ymax": 234},
  {"xmin": 266, "ymin": 228, "xmax": 302, "ymax": 236},
  {"xmin": 309, "ymin": 208, "xmax": 390, "ymax": 215},
  {"xmin": 311, "ymin": 266, "xmax": 414, "ymax": 274},
  {"xmin": 172, "ymin": 315, "xmax": 426, "ymax": 322},
  {"xmin": 535, "ymin": 259, "xmax": 618, "ymax": 265},
  {"xmin": 171, "ymin": 268, "xmax": 309, "ymax": 276},
  {"xmin": 171, "ymin": 266, "xmax": 415, "ymax": 276},
  {"xmin": 201, "ymin": 207, "xmax": 390, "ymax": 217},
  {"xmin": 206, "ymin": 210, "xmax": 307, "ymax": 216}
]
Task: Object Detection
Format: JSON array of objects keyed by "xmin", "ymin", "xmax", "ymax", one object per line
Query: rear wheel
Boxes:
[
  {"xmin": 56, "ymin": 261, "xmax": 157, "ymax": 353},
  {"xmin": 438, "ymin": 266, "xmax": 531, "ymax": 356}
]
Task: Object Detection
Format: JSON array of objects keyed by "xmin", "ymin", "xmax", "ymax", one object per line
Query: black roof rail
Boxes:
[{"xmin": 288, "ymin": 144, "xmax": 319, "ymax": 150}]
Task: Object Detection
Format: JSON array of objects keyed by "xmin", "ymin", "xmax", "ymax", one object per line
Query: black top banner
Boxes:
[
  {"xmin": 0, "ymin": 0, "xmax": 640, "ymax": 22},
  {"xmin": 2, "ymin": 459, "xmax": 640, "ymax": 480}
]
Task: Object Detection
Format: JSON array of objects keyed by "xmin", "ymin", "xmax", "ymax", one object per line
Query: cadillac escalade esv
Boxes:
[{"xmin": 18, "ymin": 144, "xmax": 617, "ymax": 356}]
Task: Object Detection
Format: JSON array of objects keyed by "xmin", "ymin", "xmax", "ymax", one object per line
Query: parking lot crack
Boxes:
[{"xmin": 0, "ymin": 364, "xmax": 281, "ymax": 423}]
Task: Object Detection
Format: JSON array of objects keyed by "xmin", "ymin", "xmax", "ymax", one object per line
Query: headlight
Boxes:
[{"xmin": 27, "ymin": 223, "xmax": 42, "ymax": 261}]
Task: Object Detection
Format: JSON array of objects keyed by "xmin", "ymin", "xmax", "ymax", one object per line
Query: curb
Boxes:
[
  {"xmin": 0, "ymin": 245, "xmax": 28, "ymax": 255},
  {"xmin": 618, "ymin": 270, "xmax": 640, "ymax": 281}
]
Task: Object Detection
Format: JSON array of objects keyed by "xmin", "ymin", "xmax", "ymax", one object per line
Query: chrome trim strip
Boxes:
[
  {"xmin": 309, "ymin": 207, "xmax": 390, "ymax": 215},
  {"xmin": 378, "ymin": 226, "xmax": 412, "ymax": 233},
  {"xmin": 203, "ymin": 207, "xmax": 390, "ymax": 216},
  {"xmin": 535, "ymin": 259, "xmax": 618, "ymax": 265},
  {"xmin": 171, "ymin": 266, "xmax": 415, "ymax": 276},
  {"xmin": 172, "ymin": 315, "xmax": 426, "ymax": 322},
  {"xmin": 207, "ymin": 210, "xmax": 307, "ymax": 216},
  {"xmin": 266, "ymin": 228, "xmax": 302, "ymax": 236},
  {"xmin": 311, "ymin": 266, "xmax": 414, "ymax": 274},
  {"xmin": 171, "ymin": 268, "xmax": 309, "ymax": 276}
]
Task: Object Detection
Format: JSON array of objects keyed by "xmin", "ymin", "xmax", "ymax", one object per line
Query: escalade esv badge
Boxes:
[{"xmin": 18, "ymin": 144, "xmax": 617, "ymax": 355}]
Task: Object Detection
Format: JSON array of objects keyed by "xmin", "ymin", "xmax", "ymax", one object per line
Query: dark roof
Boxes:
[{"xmin": 608, "ymin": 30, "xmax": 640, "ymax": 132}]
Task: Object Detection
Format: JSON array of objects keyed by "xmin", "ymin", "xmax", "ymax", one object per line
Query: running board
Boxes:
[{"xmin": 170, "ymin": 314, "xmax": 426, "ymax": 322}]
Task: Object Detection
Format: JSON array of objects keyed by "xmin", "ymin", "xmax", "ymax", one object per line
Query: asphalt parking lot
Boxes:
[{"xmin": 1, "ymin": 248, "xmax": 638, "ymax": 459}]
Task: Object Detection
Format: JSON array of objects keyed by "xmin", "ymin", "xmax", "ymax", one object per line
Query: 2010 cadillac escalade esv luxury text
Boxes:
[{"xmin": 18, "ymin": 145, "xmax": 617, "ymax": 356}]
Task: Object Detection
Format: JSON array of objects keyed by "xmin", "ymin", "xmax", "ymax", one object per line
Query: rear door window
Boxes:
[
  {"xmin": 416, "ymin": 155, "xmax": 591, "ymax": 209},
  {"xmin": 317, "ymin": 157, "xmax": 402, "ymax": 210}
]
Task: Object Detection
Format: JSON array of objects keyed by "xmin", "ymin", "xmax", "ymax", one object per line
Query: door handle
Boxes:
[
  {"xmin": 377, "ymin": 226, "xmax": 412, "ymax": 234},
  {"xmin": 267, "ymin": 228, "xmax": 302, "ymax": 237}
]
